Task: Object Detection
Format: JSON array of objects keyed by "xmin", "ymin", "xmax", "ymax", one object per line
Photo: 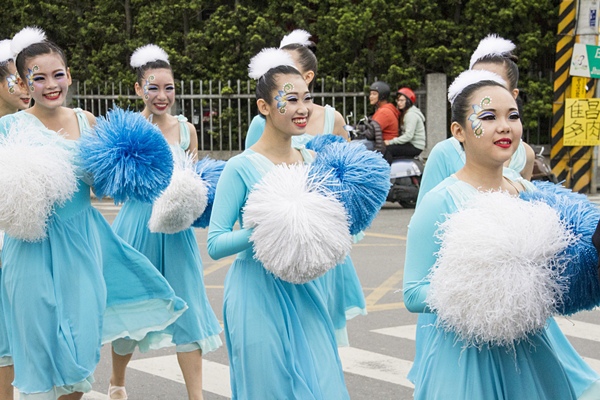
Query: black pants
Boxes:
[{"xmin": 383, "ymin": 142, "xmax": 422, "ymax": 165}]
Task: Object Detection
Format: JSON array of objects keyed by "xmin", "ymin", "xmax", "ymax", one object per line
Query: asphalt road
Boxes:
[{"xmin": 64, "ymin": 199, "xmax": 600, "ymax": 400}]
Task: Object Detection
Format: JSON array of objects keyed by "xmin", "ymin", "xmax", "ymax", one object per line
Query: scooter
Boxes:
[
  {"xmin": 344, "ymin": 114, "xmax": 423, "ymax": 208},
  {"xmin": 530, "ymin": 145, "xmax": 558, "ymax": 183}
]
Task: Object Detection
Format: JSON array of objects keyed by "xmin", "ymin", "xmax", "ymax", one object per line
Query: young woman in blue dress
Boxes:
[
  {"xmin": 412, "ymin": 34, "xmax": 600, "ymax": 398},
  {"xmin": 245, "ymin": 29, "xmax": 366, "ymax": 347},
  {"xmin": 108, "ymin": 44, "xmax": 222, "ymax": 400},
  {"xmin": 207, "ymin": 47, "xmax": 349, "ymax": 399},
  {"xmin": 0, "ymin": 27, "xmax": 185, "ymax": 400},
  {"xmin": 403, "ymin": 69, "xmax": 580, "ymax": 399}
]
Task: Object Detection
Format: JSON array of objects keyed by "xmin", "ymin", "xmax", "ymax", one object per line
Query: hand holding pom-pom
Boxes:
[
  {"xmin": 149, "ymin": 148, "xmax": 208, "ymax": 234},
  {"xmin": 243, "ymin": 163, "xmax": 352, "ymax": 284},
  {"xmin": 427, "ymin": 191, "xmax": 574, "ymax": 348},
  {"xmin": 309, "ymin": 141, "xmax": 390, "ymax": 235},
  {"xmin": 79, "ymin": 108, "xmax": 173, "ymax": 204},
  {"xmin": 192, "ymin": 157, "xmax": 226, "ymax": 229}
]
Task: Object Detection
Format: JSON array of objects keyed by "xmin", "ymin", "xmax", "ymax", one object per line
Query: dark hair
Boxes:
[
  {"xmin": 134, "ymin": 59, "xmax": 172, "ymax": 85},
  {"xmin": 397, "ymin": 96, "xmax": 413, "ymax": 131},
  {"xmin": 472, "ymin": 53, "xmax": 519, "ymax": 91},
  {"xmin": 281, "ymin": 42, "xmax": 317, "ymax": 91},
  {"xmin": 15, "ymin": 41, "xmax": 68, "ymax": 80},
  {"xmin": 451, "ymin": 80, "xmax": 507, "ymax": 125},
  {"xmin": 0, "ymin": 60, "xmax": 13, "ymax": 80}
]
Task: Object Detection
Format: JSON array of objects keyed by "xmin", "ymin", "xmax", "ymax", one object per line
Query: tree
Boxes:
[{"xmin": 0, "ymin": 0, "xmax": 560, "ymax": 141}]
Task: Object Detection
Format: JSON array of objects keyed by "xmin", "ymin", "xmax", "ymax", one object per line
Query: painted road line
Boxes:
[
  {"xmin": 129, "ymin": 355, "xmax": 232, "ymax": 398},
  {"xmin": 338, "ymin": 347, "xmax": 413, "ymax": 388},
  {"xmin": 555, "ymin": 317, "xmax": 600, "ymax": 342},
  {"xmin": 372, "ymin": 325, "xmax": 415, "ymax": 340}
]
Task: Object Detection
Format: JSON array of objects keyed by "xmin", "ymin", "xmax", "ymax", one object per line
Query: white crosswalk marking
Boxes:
[
  {"xmin": 372, "ymin": 324, "xmax": 415, "ymax": 340},
  {"xmin": 338, "ymin": 347, "xmax": 413, "ymax": 387},
  {"xmin": 554, "ymin": 317, "xmax": 600, "ymax": 342},
  {"xmin": 129, "ymin": 355, "xmax": 232, "ymax": 398}
]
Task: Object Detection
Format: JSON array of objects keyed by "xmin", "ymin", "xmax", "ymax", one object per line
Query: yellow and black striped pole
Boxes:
[{"xmin": 551, "ymin": 0, "xmax": 596, "ymax": 192}]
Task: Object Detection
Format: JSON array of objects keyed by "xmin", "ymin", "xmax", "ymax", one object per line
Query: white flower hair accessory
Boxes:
[
  {"xmin": 11, "ymin": 27, "xmax": 46, "ymax": 57},
  {"xmin": 448, "ymin": 69, "xmax": 506, "ymax": 105},
  {"xmin": 0, "ymin": 40, "xmax": 14, "ymax": 65},
  {"xmin": 130, "ymin": 44, "xmax": 170, "ymax": 68},
  {"xmin": 469, "ymin": 34, "xmax": 516, "ymax": 69},
  {"xmin": 280, "ymin": 29, "xmax": 312, "ymax": 48},
  {"xmin": 248, "ymin": 48, "xmax": 296, "ymax": 80}
]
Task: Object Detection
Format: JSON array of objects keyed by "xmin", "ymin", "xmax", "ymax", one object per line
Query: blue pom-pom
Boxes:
[
  {"xmin": 192, "ymin": 157, "xmax": 226, "ymax": 228},
  {"xmin": 309, "ymin": 141, "xmax": 391, "ymax": 235},
  {"xmin": 305, "ymin": 134, "xmax": 347, "ymax": 152},
  {"xmin": 520, "ymin": 181, "xmax": 600, "ymax": 315},
  {"xmin": 79, "ymin": 108, "xmax": 173, "ymax": 204}
]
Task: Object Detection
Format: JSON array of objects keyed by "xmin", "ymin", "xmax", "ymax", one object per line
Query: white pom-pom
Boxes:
[
  {"xmin": 248, "ymin": 48, "xmax": 296, "ymax": 80},
  {"xmin": 0, "ymin": 40, "xmax": 14, "ymax": 64},
  {"xmin": 426, "ymin": 191, "xmax": 575, "ymax": 348},
  {"xmin": 447, "ymin": 69, "xmax": 506, "ymax": 105},
  {"xmin": 0, "ymin": 123, "xmax": 77, "ymax": 241},
  {"xmin": 11, "ymin": 27, "xmax": 46, "ymax": 56},
  {"xmin": 148, "ymin": 148, "xmax": 208, "ymax": 234},
  {"xmin": 469, "ymin": 34, "xmax": 516, "ymax": 69},
  {"xmin": 130, "ymin": 44, "xmax": 170, "ymax": 68},
  {"xmin": 243, "ymin": 163, "xmax": 352, "ymax": 283},
  {"xmin": 280, "ymin": 29, "xmax": 312, "ymax": 48}
]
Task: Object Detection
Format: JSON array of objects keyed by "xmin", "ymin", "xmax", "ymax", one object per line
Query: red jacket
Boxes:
[{"xmin": 372, "ymin": 103, "xmax": 400, "ymax": 141}]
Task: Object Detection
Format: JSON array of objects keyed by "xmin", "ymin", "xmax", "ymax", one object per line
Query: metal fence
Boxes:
[
  {"xmin": 70, "ymin": 78, "xmax": 427, "ymax": 152},
  {"xmin": 70, "ymin": 78, "xmax": 549, "ymax": 152}
]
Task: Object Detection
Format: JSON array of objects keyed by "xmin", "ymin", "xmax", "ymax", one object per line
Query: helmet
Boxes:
[
  {"xmin": 397, "ymin": 87, "xmax": 416, "ymax": 105},
  {"xmin": 369, "ymin": 81, "xmax": 391, "ymax": 102}
]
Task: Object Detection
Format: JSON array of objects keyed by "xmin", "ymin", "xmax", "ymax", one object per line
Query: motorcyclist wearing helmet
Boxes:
[
  {"xmin": 382, "ymin": 87, "xmax": 426, "ymax": 164},
  {"xmin": 364, "ymin": 81, "xmax": 399, "ymax": 153}
]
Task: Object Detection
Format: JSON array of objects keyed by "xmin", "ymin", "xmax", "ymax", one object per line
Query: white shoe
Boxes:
[{"xmin": 108, "ymin": 384, "xmax": 128, "ymax": 400}]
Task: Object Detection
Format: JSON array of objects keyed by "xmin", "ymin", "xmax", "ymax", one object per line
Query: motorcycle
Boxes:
[
  {"xmin": 529, "ymin": 145, "xmax": 558, "ymax": 183},
  {"xmin": 344, "ymin": 114, "xmax": 423, "ymax": 208}
]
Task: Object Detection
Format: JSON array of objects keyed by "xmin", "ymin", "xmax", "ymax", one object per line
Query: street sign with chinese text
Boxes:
[
  {"xmin": 564, "ymin": 98, "xmax": 600, "ymax": 146},
  {"xmin": 571, "ymin": 76, "xmax": 588, "ymax": 98}
]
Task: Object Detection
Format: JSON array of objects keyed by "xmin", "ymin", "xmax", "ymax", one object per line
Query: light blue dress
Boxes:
[
  {"xmin": 207, "ymin": 148, "xmax": 349, "ymax": 400},
  {"xmin": 413, "ymin": 137, "xmax": 600, "ymax": 398},
  {"xmin": 0, "ymin": 243, "xmax": 9, "ymax": 367},
  {"xmin": 0, "ymin": 110, "xmax": 186, "ymax": 399},
  {"xmin": 245, "ymin": 110, "xmax": 366, "ymax": 346},
  {"xmin": 112, "ymin": 115, "xmax": 222, "ymax": 354},
  {"xmin": 404, "ymin": 176, "xmax": 578, "ymax": 400}
]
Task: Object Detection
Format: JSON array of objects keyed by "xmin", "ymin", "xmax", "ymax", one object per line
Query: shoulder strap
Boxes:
[
  {"xmin": 73, "ymin": 108, "xmax": 90, "ymax": 134},
  {"xmin": 322, "ymin": 105, "xmax": 335, "ymax": 134},
  {"xmin": 177, "ymin": 115, "xmax": 191, "ymax": 150}
]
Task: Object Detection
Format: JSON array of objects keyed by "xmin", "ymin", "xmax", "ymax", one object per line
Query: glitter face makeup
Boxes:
[
  {"xmin": 468, "ymin": 96, "xmax": 492, "ymax": 138},
  {"xmin": 6, "ymin": 74, "xmax": 17, "ymax": 94},
  {"xmin": 143, "ymin": 75, "xmax": 155, "ymax": 100},
  {"xmin": 275, "ymin": 82, "xmax": 294, "ymax": 114},
  {"xmin": 25, "ymin": 65, "xmax": 39, "ymax": 92}
]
